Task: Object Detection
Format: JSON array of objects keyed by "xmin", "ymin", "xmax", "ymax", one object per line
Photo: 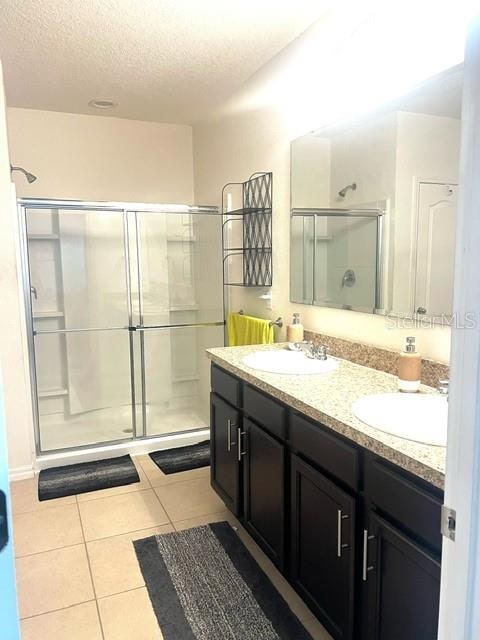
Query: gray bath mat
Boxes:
[
  {"xmin": 134, "ymin": 522, "xmax": 312, "ymax": 640},
  {"xmin": 149, "ymin": 440, "xmax": 210, "ymax": 475},
  {"xmin": 38, "ymin": 454, "xmax": 140, "ymax": 500}
]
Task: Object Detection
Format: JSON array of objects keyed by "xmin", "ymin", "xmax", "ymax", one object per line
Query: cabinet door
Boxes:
[
  {"xmin": 291, "ymin": 454, "xmax": 355, "ymax": 640},
  {"xmin": 243, "ymin": 418, "xmax": 285, "ymax": 570},
  {"xmin": 210, "ymin": 393, "xmax": 241, "ymax": 516},
  {"xmin": 363, "ymin": 512, "xmax": 440, "ymax": 640}
]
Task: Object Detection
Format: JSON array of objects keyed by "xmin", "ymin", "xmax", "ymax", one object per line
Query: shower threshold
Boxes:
[{"xmin": 35, "ymin": 425, "xmax": 210, "ymax": 471}]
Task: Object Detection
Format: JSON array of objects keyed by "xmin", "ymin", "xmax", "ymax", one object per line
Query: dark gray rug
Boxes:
[
  {"xmin": 38, "ymin": 454, "xmax": 140, "ymax": 501},
  {"xmin": 134, "ymin": 522, "xmax": 312, "ymax": 640},
  {"xmin": 149, "ymin": 440, "xmax": 210, "ymax": 475}
]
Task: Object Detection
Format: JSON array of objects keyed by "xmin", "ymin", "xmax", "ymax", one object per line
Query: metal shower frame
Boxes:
[
  {"xmin": 290, "ymin": 207, "xmax": 385, "ymax": 313},
  {"xmin": 18, "ymin": 198, "xmax": 224, "ymax": 457}
]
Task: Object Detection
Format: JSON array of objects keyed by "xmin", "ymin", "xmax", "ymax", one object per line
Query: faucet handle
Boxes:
[
  {"xmin": 437, "ymin": 379, "xmax": 449, "ymax": 395},
  {"xmin": 312, "ymin": 344, "xmax": 328, "ymax": 361}
]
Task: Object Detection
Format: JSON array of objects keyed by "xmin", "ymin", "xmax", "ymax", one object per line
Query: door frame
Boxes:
[{"xmin": 438, "ymin": 16, "xmax": 480, "ymax": 639}]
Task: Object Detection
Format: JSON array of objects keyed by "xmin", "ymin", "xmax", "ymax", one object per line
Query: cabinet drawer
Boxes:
[
  {"xmin": 243, "ymin": 385, "xmax": 286, "ymax": 441},
  {"xmin": 291, "ymin": 412, "xmax": 359, "ymax": 491},
  {"xmin": 365, "ymin": 458, "xmax": 442, "ymax": 553},
  {"xmin": 211, "ymin": 365, "xmax": 241, "ymax": 408}
]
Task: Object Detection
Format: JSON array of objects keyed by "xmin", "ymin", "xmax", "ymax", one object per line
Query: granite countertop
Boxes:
[{"xmin": 206, "ymin": 343, "xmax": 446, "ymax": 489}]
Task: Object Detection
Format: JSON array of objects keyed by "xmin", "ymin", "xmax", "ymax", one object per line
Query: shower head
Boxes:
[
  {"xmin": 338, "ymin": 182, "xmax": 357, "ymax": 198},
  {"xmin": 10, "ymin": 165, "xmax": 37, "ymax": 183}
]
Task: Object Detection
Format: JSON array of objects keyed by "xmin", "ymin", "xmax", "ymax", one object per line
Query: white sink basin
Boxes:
[
  {"xmin": 242, "ymin": 350, "xmax": 338, "ymax": 375},
  {"xmin": 352, "ymin": 393, "xmax": 448, "ymax": 447}
]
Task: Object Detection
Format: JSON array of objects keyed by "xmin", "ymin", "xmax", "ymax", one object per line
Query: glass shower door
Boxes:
[
  {"xmin": 132, "ymin": 209, "xmax": 224, "ymax": 438},
  {"xmin": 25, "ymin": 207, "xmax": 135, "ymax": 452}
]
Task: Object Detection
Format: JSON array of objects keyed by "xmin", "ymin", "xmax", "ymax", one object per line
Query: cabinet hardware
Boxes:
[
  {"xmin": 237, "ymin": 427, "xmax": 247, "ymax": 461},
  {"xmin": 227, "ymin": 419, "xmax": 236, "ymax": 451},
  {"xmin": 337, "ymin": 511, "xmax": 349, "ymax": 557},
  {"xmin": 362, "ymin": 529, "xmax": 375, "ymax": 580}
]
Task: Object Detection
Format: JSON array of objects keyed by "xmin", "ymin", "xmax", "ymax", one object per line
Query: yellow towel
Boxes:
[{"xmin": 227, "ymin": 313, "xmax": 274, "ymax": 347}]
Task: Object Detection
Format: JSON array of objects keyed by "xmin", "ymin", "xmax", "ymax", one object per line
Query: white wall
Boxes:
[
  {"xmin": 193, "ymin": 10, "xmax": 462, "ymax": 363},
  {"xmin": 291, "ymin": 136, "xmax": 331, "ymax": 208},
  {"xmin": 7, "ymin": 108, "xmax": 194, "ymax": 203},
  {"xmin": 0, "ymin": 66, "xmax": 35, "ymax": 478},
  {"xmin": 329, "ymin": 113, "xmax": 397, "ymax": 208}
]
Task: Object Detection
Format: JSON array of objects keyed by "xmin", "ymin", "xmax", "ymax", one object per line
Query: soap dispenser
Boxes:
[
  {"xmin": 398, "ymin": 337, "xmax": 421, "ymax": 393},
  {"xmin": 287, "ymin": 313, "xmax": 304, "ymax": 343}
]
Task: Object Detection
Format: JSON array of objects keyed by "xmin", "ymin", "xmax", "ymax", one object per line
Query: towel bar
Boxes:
[
  {"xmin": 270, "ymin": 317, "xmax": 283, "ymax": 328},
  {"xmin": 235, "ymin": 310, "xmax": 282, "ymax": 328}
]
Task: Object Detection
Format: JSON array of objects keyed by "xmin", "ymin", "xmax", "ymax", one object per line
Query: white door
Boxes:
[
  {"xmin": 438, "ymin": 16, "xmax": 480, "ymax": 640},
  {"xmin": 414, "ymin": 182, "xmax": 458, "ymax": 317}
]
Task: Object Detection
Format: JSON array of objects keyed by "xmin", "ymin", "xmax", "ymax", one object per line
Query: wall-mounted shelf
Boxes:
[
  {"xmin": 172, "ymin": 374, "xmax": 200, "ymax": 383},
  {"xmin": 167, "ymin": 236, "xmax": 197, "ymax": 243},
  {"xmin": 222, "ymin": 172, "xmax": 272, "ymax": 289},
  {"xmin": 38, "ymin": 387, "xmax": 68, "ymax": 399},
  {"xmin": 28, "ymin": 234, "xmax": 60, "ymax": 240},
  {"xmin": 33, "ymin": 310, "xmax": 65, "ymax": 319},
  {"xmin": 169, "ymin": 305, "xmax": 199, "ymax": 312}
]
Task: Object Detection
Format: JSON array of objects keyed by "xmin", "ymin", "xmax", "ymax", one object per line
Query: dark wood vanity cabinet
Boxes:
[
  {"xmin": 291, "ymin": 454, "xmax": 356, "ymax": 640},
  {"xmin": 362, "ymin": 512, "xmax": 441, "ymax": 640},
  {"xmin": 209, "ymin": 364, "xmax": 443, "ymax": 640},
  {"xmin": 210, "ymin": 392, "xmax": 242, "ymax": 516},
  {"xmin": 243, "ymin": 417, "xmax": 285, "ymax": 570}
]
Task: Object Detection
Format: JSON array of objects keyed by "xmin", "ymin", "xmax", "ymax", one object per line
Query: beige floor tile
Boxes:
[
  {"xmin": 154, "ymin": 475, "xmax": 224, "ymax": 521},
  {"xmin": 13, "ymin": 503, "xmax": 83, "ymax": 557},
  {"xmin": 98, "ymin": 587, "xmax": 163, "ymax": 640},
  {"xmin": 173, "ymin": 509, "xmax": 236, "ymax": 531},
  {"xmin": 78, "ymin": 489, "xmax": 170, "ymax": 541},
  {"xmin": 20, "ymin": 601, "xmax": 102, "ymax": 640},
  {"xmin": 76, "ymin": 464, "xmax": 151, "ymax": 502},
  {"xmin": 10, "ymin": 476, "xmax": 76, "ymax": 514},
  {"xmin": 16, "ymin": 544, "xmax": 94, "ymax": 618},
  {"xmin": 87, "ymin": 524, "xmax": 174, "ymax": 597},
  {"xmin": 135, "ymin": 454, "xmax": 210, "ymax": 488}
]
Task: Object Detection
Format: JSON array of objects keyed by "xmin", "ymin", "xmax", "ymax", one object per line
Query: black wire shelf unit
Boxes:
[{"xmin": 222, "ymin": 172, "xmax": 273, "ymax": 289}]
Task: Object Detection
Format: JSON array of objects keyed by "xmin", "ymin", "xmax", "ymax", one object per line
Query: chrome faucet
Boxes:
[
  {"xmin": 437, "ymin": 379, "xmax": 449, "ymax": 400},
  {"xmin": 294, "ymin": 341, "xmax": 328, "ymax": 361}
]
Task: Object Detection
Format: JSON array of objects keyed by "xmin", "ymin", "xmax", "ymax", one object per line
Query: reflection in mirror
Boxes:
[{"xmin": 290, "ymin": 64, "xmax": 462, "ymax": 319}]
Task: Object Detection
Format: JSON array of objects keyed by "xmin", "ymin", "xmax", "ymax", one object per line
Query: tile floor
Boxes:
[{"xmin": 11, "ymin": 455, "xmax": 332, "ymax": 640}]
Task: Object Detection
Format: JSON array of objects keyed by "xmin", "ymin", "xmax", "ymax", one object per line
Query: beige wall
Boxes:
[
  {"xmin": 193, "ymin": 106, "xmax": 451, "ymax": 363},
  {"xmin": 0, "ymin": 66, "xmax": 35, "ymax": 477},
  {"xmin": 7, "ymin": 108, "xmax": 194, "ymax": 203}
]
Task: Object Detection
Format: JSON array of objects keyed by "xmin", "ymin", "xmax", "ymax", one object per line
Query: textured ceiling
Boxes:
[{"xmin": 0, "ymin": 0, "xmax": 331, "ymax": 124}]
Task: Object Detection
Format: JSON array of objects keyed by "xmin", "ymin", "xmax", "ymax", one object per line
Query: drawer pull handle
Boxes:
[
  {"xmin": 237, "ymin": 427, "xmax": 246, "ymax": 461},
  {"xmin": 337, "ymin": 511, "xmax": 349, "ymax": 557},
  {"xmin": 362, "ymin": 529, "xmax": 375, "ymax": 581},
  {"xmin": 227, "ymin": 419, "xmax": 236, "ymax": 451}
]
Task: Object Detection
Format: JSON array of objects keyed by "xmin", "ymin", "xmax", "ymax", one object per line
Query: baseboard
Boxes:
[{"xmin": 9, "ymin": 465, "xmax": 35, "ymax": 482}]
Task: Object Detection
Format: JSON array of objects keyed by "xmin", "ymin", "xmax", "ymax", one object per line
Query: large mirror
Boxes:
[{"xmin": 290, "ymin": 64, "xmax": 462, "ymax": 318}]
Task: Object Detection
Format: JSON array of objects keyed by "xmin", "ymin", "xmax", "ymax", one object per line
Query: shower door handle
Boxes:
[{"xmin": 30, "ymin": 285, "xmax": 38, "ymax": 300}]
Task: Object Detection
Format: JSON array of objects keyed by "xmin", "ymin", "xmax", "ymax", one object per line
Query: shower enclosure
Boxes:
[{"xmin": 19, "ymin": 199, "xmax": 224, "ymax": 454}]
